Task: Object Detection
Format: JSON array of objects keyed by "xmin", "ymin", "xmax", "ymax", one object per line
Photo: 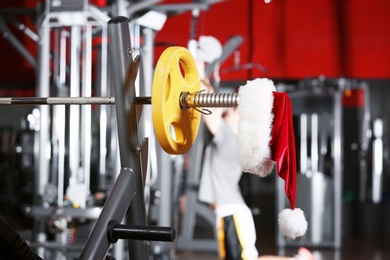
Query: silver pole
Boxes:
[
  {"xmin": 69, "ymin": 25, "xmax": 81, "ymax": 192},
  {"xmin": 57, "ymin": 28, "xmax": 68, "ymax": 206},
  {"xmin": 36, "ymin": 26, "xmax": 51, "ymax": 199},
  {"xmin": 360, "ymin": 82, "xmax": 371, "ymax": 202},
  {"xmin": 35, "ymin": 20, "xmax": 51, "ymax": 259},
  {"xmin": 372, "ymin": 119, "xmax": 383, "ymax": 204},
  {"xmin": 98, "ymin": 24, "xmax": 109, "ymax": 187},
  {"xmin": 300, "ymin": 113, "xmax": 308, "ymax": 174},
  {"xmin": 81, "ymin": 25, "xmax": 93, "ymax": 203},
  {"xmin": 333, "ymin": 90, "xmax": 343, "ymax": 249},
  {"xmin": 311, "ymin": 113, "xmax": 319, "ymax": 173}
]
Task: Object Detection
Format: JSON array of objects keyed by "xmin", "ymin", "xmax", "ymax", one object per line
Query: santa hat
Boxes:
[{"xmin": 237, "ymin": 78, "xmax": 308, "ymax": 239}]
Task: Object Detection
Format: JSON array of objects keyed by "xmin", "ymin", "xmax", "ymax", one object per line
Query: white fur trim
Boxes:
[
  {"xmin": 278, "ymin": 208, "xmax": 308, "ymax": 239},
  {"xmin": 237, "ymin": 78, "xmax": 276, "ymax": 176}
]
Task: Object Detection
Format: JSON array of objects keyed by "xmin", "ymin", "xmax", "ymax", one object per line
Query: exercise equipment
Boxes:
[
  {"xmin": 152, "ymin": 46, "xmax": 201, "ymax": 154},
  {"xmin": 0, "ymin": 17, "xmax": 239, "ymax": 259},
  {"xmin": 276, "ymin": 78, "xmax": 345, "ymax": 249},
  {"xmin": 0, "ymin": 0, "xmax": 229, "ymax": 257},
  {"xmin": 0, "ymin": 47, "xmax": 238, "ymax": 155}
]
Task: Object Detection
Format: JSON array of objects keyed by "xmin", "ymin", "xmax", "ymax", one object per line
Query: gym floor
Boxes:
[{"xmin": 175, "ymin": 233, "xmax": 390, "ymax": 260}]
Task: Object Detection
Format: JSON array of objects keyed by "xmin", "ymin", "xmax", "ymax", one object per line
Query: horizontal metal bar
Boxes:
[
  {"xmin": 0, "ymin": 93, "xmax": 238, "ymax": 108},
  {"xmin": 26, "ymin": 206, "xmax": 102, "ymax": 219},
  {"xmin": 0, "ymin": 96, "xmax": 152, "ymax": 106},
  {"xmin": 0, "ymin": 97, "xmax": 115, "ymax": 105}
]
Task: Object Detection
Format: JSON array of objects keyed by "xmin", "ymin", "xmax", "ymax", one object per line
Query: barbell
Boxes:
[{"xmin": 0, "ymin": 47, "xmax": 238, "ymax": 154}]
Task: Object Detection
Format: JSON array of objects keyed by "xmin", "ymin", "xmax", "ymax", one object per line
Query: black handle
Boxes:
[{"xmin": 107, "ymin": 220, "xmax": 176, "ymax": 243}]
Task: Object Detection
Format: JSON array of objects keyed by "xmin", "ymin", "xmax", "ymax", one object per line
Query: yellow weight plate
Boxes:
[{"xmin": 152, "ymin": 47, "xmax": 201, "ymax": 154}]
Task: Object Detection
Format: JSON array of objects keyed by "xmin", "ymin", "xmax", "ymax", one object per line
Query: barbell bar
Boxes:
[
  {"xmin": 0, "ymin": 96, "xmax": 116, "ymax": 105},
  {"xmin": 0, "ymin": 92, "xmax": 237, "ymax": 108},
  {"xmin": 0, "ymin": 91, "xmax": 237, "ymax": 156}
]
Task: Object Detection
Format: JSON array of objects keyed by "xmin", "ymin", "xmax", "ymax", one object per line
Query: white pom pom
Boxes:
[{"xmin": 278, "ymin": 208, "xmax": 308, "ymax": 239}]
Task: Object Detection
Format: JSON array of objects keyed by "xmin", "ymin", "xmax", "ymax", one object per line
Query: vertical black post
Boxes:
[{"xmin": 108, "ymin": 16, "xmax": 149, "ymax": 259}]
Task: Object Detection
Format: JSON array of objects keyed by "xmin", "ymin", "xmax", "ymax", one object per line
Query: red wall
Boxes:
[
  {"xmin": 1, "ymin": 0, "xmax": 390, "ymax": 85},
  {"xmin": 155, "ymin": 0, "xmax": 390, "ymax": 81}
]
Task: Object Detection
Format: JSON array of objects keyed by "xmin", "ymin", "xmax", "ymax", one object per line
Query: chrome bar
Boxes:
[
  {"xmin": 69, "ymin": 25, "xmax": 81, "ymax": 211},
  {"xmin": 0, "ymin": 92, "xmax": 238, "ymax": 108},
  {"xmin": 300, "ymin": 113, "xmax": 308, "ymax": 174},
  {"xmin": 311, "ymin": 113, "xmax": 319, "ymax": 173},
  {"xmin": 0, "ymin": 97, "xmax": 116, "ymax": 105},
  {"xmin": 372, "ymin": 118, "xmax": 383, "ymax": 204},
  {"xmin": 81, "ymin": 24, "xmax": 93, "ymax": 203}
]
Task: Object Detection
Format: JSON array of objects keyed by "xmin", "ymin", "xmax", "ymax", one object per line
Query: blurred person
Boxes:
[
  {"xmin": 196, "ymin": 63, "xmax": 315, "ymax": 260},
  {"xmin": 197, "ymin": 72, "xmax": 259, "ymax": 260}
]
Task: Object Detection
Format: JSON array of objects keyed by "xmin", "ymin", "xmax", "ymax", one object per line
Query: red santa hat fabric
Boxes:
[{"xmin": 237, "ymin": 78, "xmax": 308, "ymax": 239}]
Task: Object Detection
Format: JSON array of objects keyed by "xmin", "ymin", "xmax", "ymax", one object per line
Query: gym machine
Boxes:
[
  {"xmin": 276, "ymin": 78, "xmax": 371, "ymax": 249},
  {"xmin": 0, "ymin": 14, "xmax": 245, "ymax": 259},
  {"xmin": 0, "ymin": 1, "xmax": 232, "ymax": 258}
]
